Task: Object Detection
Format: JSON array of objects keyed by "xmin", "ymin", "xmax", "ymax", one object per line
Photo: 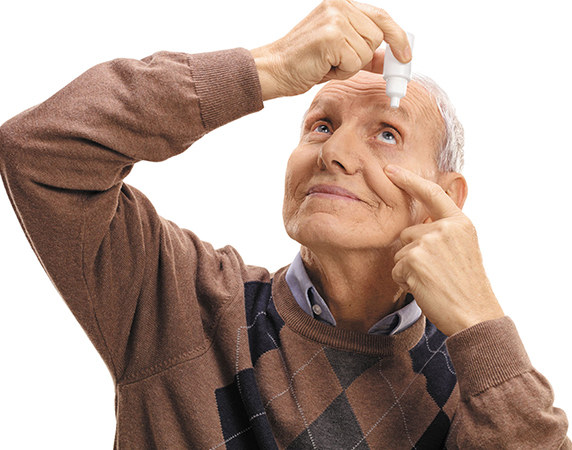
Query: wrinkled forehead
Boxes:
[{"xmin": 308, "ymin": 72, "xmax": 443, "ymax": 137}]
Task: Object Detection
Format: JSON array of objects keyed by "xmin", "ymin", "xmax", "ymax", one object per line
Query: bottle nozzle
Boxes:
[{"xmin": 383, "ymin": 32, "xmax": 414, "ymax": 108}]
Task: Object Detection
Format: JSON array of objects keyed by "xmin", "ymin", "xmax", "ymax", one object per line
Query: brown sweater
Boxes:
[{"xmin": 0, "ymin": 48, "xmax": 569, "ymax": 449}]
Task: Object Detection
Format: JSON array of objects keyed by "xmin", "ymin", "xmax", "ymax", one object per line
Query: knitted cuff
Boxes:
[
  {"xmin": 446, "ymin": 316, "xmax": 533, "ymax": 400},
  {"xmin": 187, "ymin": 48, "xmax": 264, "ymax": 132}
]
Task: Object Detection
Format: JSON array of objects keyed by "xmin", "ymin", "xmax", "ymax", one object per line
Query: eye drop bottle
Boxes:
[{"xmin": 383, "ymin": 32, "xmax": 415, "ymax": 108}]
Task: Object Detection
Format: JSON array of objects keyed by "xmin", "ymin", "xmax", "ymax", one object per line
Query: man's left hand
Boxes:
[{"xmin": 384, "ymin": 164, "xmax": 504, "ymax": 336}]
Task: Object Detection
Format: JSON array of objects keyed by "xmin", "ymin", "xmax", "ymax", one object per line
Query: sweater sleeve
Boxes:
[
  {"xmin": 445, "ymin": 316, "xmax": 571, "ymax": 449},
  {"xmin": 0, "ymin": 48, "xmax": 263, "ymax": 383}
]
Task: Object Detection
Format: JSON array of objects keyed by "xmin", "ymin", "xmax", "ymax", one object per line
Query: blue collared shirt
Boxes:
[{"xmin": 285, "ymin": 252, "xmax": 422, "ymax": 335}]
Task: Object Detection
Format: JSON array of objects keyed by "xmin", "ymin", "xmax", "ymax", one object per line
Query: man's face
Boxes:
[{"xmin": 283, "ymin": 71, "xmax": 445, "ymax": 252}]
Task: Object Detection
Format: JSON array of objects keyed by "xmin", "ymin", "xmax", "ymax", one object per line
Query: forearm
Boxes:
[
  {"xmin": 446, "ymin": 317, "xmax": 570, "ymax": 448},
  {"xmin": 0, "ymin": 49, "xmax": 262, "ymax": 191}
]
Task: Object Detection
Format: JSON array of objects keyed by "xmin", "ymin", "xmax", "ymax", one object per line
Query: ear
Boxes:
[
  {"xmin": 421, "ymin": 171, "xmax": 468, "ymax": 225},
  {"xmin": 438, "ymin": 171, "xmax": 468, "ymax": 209}
]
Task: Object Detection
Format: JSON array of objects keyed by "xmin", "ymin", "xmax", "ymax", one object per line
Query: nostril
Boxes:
[{"xmin": 334, "ymin": 160, "xmax": 346, "ymax": 170}]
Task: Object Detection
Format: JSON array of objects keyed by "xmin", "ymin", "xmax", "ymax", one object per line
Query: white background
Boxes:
[{"xmin": 1, "ymin": 0, "xmax": 571, "ymax": 447}]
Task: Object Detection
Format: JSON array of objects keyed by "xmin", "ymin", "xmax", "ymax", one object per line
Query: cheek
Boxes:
[
  {"xmin": 363, "ymin": 162, "xmax": 419, "ymax": 230},
  {"xmin": 282, "ymin": 148, "xmax": 310, "ymax": 218}
]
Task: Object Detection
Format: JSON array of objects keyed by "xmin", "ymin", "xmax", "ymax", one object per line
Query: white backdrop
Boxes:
[{"xmin": 1, "ymin": 0, "xmax": 570, "ymax": 447}]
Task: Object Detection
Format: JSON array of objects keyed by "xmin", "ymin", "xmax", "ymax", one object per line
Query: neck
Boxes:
[{"xmin": 300, "ymin": 245, "xmax": 406, "ymax": 333}]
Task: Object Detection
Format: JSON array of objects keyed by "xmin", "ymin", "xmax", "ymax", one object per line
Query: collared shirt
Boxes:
[{"xmin": 285, "ymin": 252, "xmax": 422, "ymax": 335}]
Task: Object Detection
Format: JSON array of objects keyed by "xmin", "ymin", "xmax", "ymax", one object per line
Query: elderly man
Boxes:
[{"xmin": 0, "ymin": 0, "xmax": 569, "ymax": 448}]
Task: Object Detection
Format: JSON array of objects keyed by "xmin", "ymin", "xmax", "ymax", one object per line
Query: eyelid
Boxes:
[
  {"xmin": 374, "ymin": 123, "xmax": 402, "ymax": 146},
  {"xmin": 308, "ymin": 118, "xmax": 333, "ymax": 133},
  {"xmin": 304, "ymin": 110, "xmax": 327, "ymax": 127},
  {"xmin": 379, "ymin": 122, "xmax": 401, "ymax": 137}
]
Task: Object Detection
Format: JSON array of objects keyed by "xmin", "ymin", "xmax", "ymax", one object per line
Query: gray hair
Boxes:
[{"xmin": 411, "ymin": 73, "xmax": 464, "ymax": 173}]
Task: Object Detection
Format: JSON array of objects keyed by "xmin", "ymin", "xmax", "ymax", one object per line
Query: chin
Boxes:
[{"xmin": 285, "ymin": 213, "xmax": 390, "ymax": 251}]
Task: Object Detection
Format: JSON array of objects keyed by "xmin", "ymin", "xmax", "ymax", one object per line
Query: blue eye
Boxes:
[
  {"xmin": 313, "ymin": 124, "xmax": 332, "ymax": 134},
  {"xmin": 377, "ymin": 130, "xmax": 396, "ymax": 144}
]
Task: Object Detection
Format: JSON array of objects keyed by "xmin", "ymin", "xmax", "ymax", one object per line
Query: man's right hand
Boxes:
[{"xmin": 251, "ymin": 0, "xmax": 411, "ymax": 101}]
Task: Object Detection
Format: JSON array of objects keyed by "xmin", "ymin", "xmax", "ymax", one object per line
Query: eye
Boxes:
[
  {"xmin": 312, "ymin": 123, "xmax": 332, "ymax": 134},
  {"xmin": 377, "ymin": 130, "xmax": 396, "ymax": 145}
]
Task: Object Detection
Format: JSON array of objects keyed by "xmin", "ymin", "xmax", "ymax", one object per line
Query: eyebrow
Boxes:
[{"xmin": 304, "ymin": 96, "xmax": 411, "ymax": 124}]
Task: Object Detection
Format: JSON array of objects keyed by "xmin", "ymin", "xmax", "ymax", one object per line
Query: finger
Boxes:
[
  {"xmin": 391, "ymin": 258, "xmax": 411, "ymax": 291},
  {"xmin": 384, "ymin": 164, "xmax": 461, "ymax": 220},
  {"xmin": 399, "ymin": 223, "xmax": 430, "ymax": 246},
  {"xmin": 350, "ymin": 1, "xmax": 411, "ymax": 63},
  {"xmin": 361, "ymin": 48, "xmax": 385, "ymax": 73},
  {"xmin": 393, "ymin": 240, "xmax": 418, "ymax": 263},
  {"xmin": 338, "ymin": 27, "xmax": 376, "ymax": 73},
  {"xmin": 331, "ymin": 42, "xmax": 366, "ymax": 78},
  {"xmin": 345, "ymin": 2, "xmax": 385, "ymax": 52}
]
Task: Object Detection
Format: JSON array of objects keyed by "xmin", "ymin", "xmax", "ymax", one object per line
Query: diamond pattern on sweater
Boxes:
[
  {"xmin": 414, "ymin": 409, "xmax": 451, "ymax": 449},
  {"xmin": 244, "ymin": 281, "xmax": 285, "ymax": 366},
  {"xmin": 324, "ymin": 348, "xmax": 380, "ymax": 390},
  {"xmin": 345, "ymin": 353, "xmax": 441, "ymax": 448},
  {"xmin": 409, "ymin": 320, "xmax": 457, "ymax": 408},
  {"xmin": 215, "ymin": 368, "xmax": 277, "ymax": 449},
  {"xmin": 228, "ymin": 281, "xmax": 458, "ymax": 448},
  {"xmin": 287, "ymin": 392, "xmax": 369, "ymax": 450}
]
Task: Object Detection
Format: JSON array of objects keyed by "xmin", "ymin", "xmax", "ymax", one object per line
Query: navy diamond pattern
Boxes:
[
  {"xmin": 216, "ymin": 282, "xmax": 460, "ymax": 449},
  {"xmin": 409, "ymin": 320, "xmax": 457, "ymax": 408},
  {"xmin": 215, "ymin": 368, "xmax": 277, "ymax": 449},
  {"xmin": 414, "ymin": 410, "xmax": 451, "ymax": 449},
  {"xmin": 244, "ymin": 281, "xmax": 285, "ymax": 366}
]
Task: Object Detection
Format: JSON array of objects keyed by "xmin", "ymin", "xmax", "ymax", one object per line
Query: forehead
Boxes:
[{"xmin": 308, "ymin": 72, "xmax": 441, "ymax": 133}]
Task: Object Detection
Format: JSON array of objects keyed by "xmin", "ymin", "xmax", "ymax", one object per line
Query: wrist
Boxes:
[
  {"xmin": 449, "ymin": 299, "xmax": 505, "ymax": 336},
  {"xmin": 251, "ymin": 46, "xmax": 281, "ymax": 101}
]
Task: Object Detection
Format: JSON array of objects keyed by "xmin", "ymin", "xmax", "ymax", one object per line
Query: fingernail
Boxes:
[
  {"xmin": 384, "ymin": 164, "xmax": 399, "ymax": 175},
  {"xmin": 402, "ymin": 46, "xmax": 412, "ymax": 62}
]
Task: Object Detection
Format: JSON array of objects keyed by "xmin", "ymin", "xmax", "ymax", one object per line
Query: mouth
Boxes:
[{"xmin": 306, "ymin": 184, "xmax": 361, "ymax": 202}]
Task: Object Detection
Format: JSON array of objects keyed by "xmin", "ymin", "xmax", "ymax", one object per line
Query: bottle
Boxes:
[{"xmin": 383, "ymin": 32, "xmax": 415, "ymax": 108}]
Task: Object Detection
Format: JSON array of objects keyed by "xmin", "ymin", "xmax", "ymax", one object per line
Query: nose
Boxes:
[{"xmin": 317, "ymin": 125, "xmax": 363, "ymax": 175}]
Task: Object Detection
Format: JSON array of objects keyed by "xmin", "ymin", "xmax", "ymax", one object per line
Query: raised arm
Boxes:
[
  {"xmin": 0, "ymin": 0, "xmax": 411, "ymax": 384},
  {"xmin": 0, "ymin": 49, "xmax": 263, "ymax": 381}
]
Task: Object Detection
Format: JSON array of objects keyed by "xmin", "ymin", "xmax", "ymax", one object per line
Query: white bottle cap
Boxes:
[{"xmin": 383, "ymin": 32, "xmax": 414, "ymax": 108}]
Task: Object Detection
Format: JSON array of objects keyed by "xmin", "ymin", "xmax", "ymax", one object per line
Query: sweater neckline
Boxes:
[{"xmin": 272, "ymin": 266, "xmax": 426, "ymax": 355}]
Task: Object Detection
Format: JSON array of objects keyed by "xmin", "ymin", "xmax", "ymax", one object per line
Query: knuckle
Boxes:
[
  {"xmin": 436, "ymin": 220, "xmax": 451, "ymax": 234},
  {"xmin": 329, "ymin": 12, "xmax": 347, "ymax": 28},
  {"xmin": 372, "ymin": 6, "xmax": 388, "ymax": 19},
  {"xmin": 322, "ymin": 0, "xmax": 345, "ymax": 16},
  {"xmin": 421, "ymin": 232, "xmax": 438, "ymax": 247},
  {"xmin": 408, "ymin": 245, "xmax": 423, "ymax": 262},
  {"xmin": 322, "ymin": 24, "xmax": 342, "ymax": 43},
  {"xmin": 369, "ymin": 30, "xmax": 384, "ymax": 49}
]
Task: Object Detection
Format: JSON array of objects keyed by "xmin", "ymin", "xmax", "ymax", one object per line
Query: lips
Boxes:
[{"xmin": 307, "ymin": 184, "xmax": 361, "ymax": 201}]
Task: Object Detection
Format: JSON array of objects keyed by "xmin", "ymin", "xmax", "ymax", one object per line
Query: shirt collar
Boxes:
[
  {"xmin": 285, "ymin": 252, "xmax": 337, "ymax": 326},
  {"xmin": 285, "ymin": 252, "xmax": 421, "ymax": 335}
]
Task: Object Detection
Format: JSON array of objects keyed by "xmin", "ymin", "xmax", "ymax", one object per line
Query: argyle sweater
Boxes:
[{"xmin": 0, "ymin": 48, "xmax": 570, "ymax": 449}]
